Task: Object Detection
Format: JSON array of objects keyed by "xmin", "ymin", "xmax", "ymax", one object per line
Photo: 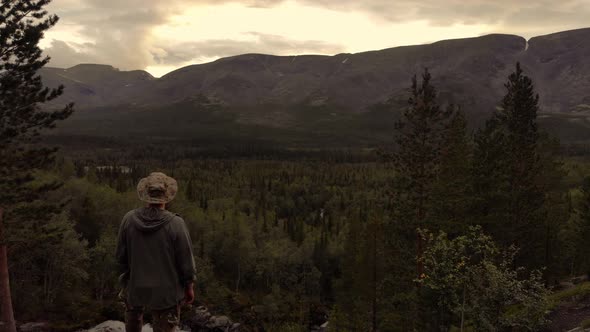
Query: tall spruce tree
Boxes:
[
  {"xmin": 431, "ymin": 109, "xmax": 473, "ymax": 235},
  {"xmin": 382, "ymin": 68, "xmax": 454, "ymax": 329},
  {"xmin": 390, "ymin": 68, "xmax": 453, "ymax": 275},
  {"xmin": 573, "ymin": 177, "xmax": 590, "ymax": 275},
  {"xmin": 473, "ymin": 63, "xmax": 549, "ymax": 268},
  {"xmin": 0, "ymin": 1, "xmax": 73, "ymax": 330}
]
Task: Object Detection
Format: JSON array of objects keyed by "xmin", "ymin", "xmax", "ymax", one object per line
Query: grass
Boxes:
[{"xmin": 547, "ymin": 282, "xmax": 590, "ymax": 310}]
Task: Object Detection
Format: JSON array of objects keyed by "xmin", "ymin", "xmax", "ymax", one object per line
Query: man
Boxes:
[{"xmin": 116, "ymin": 172, "xmax": 196, "ymax": 332}]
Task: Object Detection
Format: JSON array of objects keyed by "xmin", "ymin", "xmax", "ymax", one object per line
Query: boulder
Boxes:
[
  {"xmin": 19, "ymin": 322, "xmax": 50, "ymax": 332},
  {"xmin": 82, "ymin": 321, "xmax": 188, "ymax": 332},
  {"xmin": 185, "ymin": 306, "xmax": 241, "ymax": 331},
  {"xmin": 206, "ymin": 315, "xmax": 232, "ymax": 329},
  {"xmin": 85, "ymin": 321, "xmax": 125, "ymax": 332}
]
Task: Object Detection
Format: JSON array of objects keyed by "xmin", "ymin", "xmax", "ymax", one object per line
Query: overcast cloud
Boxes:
[
  {"xmin": 152, "ymin": 32, "xmax": 345, "ymax": 65},
  {"xmin": 43, "ymin": 0, "xmax": 590, "ymax": 75}
]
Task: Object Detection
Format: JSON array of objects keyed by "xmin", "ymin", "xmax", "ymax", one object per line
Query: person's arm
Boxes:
[
  {"xmin": 115, "ymin": 214, "xmax": 130, "ymax": 289},
  {"xmin": 173, "ymin": 216, "xmax": 197, "ymax": 303}
]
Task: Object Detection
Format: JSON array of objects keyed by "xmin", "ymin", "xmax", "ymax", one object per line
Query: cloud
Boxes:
[
  {"xmin": 43, "ymin": 0, "xmax": 590, "ymax": 71},
  {"xmin": 287, "ymin": 0, "xmax": 590, "ymax": 28},
  {"xmin": 45, "ymin": 0, "xmax": 176, "ymax": 69},
  {"xmin": 152, "ymin": 32, "xmax": 345, "ymax": 65},
  {"xmin": 44, "ymin": 40, "xmax": 99, "ymax": 68}
]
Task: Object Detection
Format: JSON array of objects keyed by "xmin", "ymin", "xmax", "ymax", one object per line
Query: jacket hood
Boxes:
[{"xmin": 130, "ymin": 206, "xmax": 176, "ymax": 232}]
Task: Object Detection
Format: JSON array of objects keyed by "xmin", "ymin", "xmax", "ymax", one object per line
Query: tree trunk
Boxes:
[
  {"xmin": 0, "ymin": 207, "xmax": 17, "ymax": 332},
  {"xmin": 235, "ymin": 260, "xmax": 241, "ymax": 294},
  {"xmin": 460, "ymin": 284, "xmax": 466, "ymax": 332},
  {"xmin": 372, "ymin": 222, "xmax": 378, "ymax": 332}
]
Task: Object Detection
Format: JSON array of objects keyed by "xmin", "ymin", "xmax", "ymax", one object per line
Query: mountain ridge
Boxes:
[{"xmin": 42, "ymin": 27, "xmax": 590, "ymax": 146}]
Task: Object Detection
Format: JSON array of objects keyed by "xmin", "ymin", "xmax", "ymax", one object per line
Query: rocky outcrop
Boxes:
[
  {"xmin": 19, "ymin": 322, "xmax": 50, "ymax": 332},
  {"xmin": 78, "ymin": 306, "xmax": 242, "ymax": 332},
  {"xmin": 185, "ymin": 306, "xmax": 241, "ymax": 332},
  {"xmin": 81, "ymin": 320, "xmax": 190, "ymax": 332}
]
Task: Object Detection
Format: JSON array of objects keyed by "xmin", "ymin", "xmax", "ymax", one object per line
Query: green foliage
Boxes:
[
  {"xmin": 10, "ymin": 211, "xmax": 90, "ymax": 321},
  {"xmin": 389, "ymin": 68, "xmax": 455, "ymax": 228},
  {"xmin": 431, "ymin": 109, "xmax": 473, "ymax": 234},
  {"xmin": 0, "ymin": 0, "xmax": 74, "ymax": 205},
  {"xmin": 472, "ymin": 63, "xmax": 566, "ymax": 272},
  {"xmin": 547, "ymin": 282, "xmax": 590, "ymax": 309},
  {"xmin": 88, "ymin": 229, "xmax": 118, "ymax": 303},
  {"xmin": 0, "ymin": 4, "xmax": 74, "ymax": 329},
  {"xmin": 6, "ymin": 62, "xmax": 590, "ymax": 331},
  {"xmin": 419, "ymin": 226, "xmax": 549, "ymax": 331},
  {"xmin": 7, "ymin": 145, "xmax": 588, "ymax": 330}
]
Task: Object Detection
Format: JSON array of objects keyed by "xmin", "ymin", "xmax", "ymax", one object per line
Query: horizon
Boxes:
[
  {"xmin": 44, "ymin": 26, "xmax": 589, "ymax": 78},
  {"xmin": 41, "ymin": 0, "xmax": 590, "ymax": 78}
]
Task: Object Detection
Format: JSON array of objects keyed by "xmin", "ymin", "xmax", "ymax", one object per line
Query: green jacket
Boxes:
[{"xmin": 116, "ymin": 207, "xmax": 196, "ymax": 310}]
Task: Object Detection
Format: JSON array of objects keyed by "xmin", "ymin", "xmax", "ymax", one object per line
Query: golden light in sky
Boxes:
[
  {"xmin": 42, "ymin": 0, "xmax": 589, "ymax": 77},
  {"xmin": 147, "ymin": 2, "xmax": 495, "ymax": 77}
]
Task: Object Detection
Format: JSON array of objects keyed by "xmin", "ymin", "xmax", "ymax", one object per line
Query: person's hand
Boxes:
[
  {"xmin": 117, "ymin": 287, "xmax": 127, "ymax": 302},
  {"xmin": 184, "ymin": 282, "xmax": 195, "ymax": 304}
]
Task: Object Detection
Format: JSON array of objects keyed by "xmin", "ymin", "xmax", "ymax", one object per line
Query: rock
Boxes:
[
  {"xmin": 184, "ymin": 305, "xmax": 244, "ymax": 331},
  {"xmin": 82, "ymin": 321, "xmax": 189, "ymax": 332},
  {"xmin": 572, "ymin": 275, "xmax": 589, "ymax": 284},
  {"xmin": 207, "ymin": 315, "xmax": 233, "ymax": 329},
  {"xmin": 194, "ymin": 306, "xmax": 212, "ymax": 323},
  {"xmin": 85, "ymin": 321, "xmax": 125, "ymax": 332},
  {"xmin": 19, "ymin": 322, "xmax": 50, "ymax": 332},
  {"xmin": 566, "ymin": 328, "xmax": 584, "ymax": 332},
  {"xmin": 310, "ymin": 322, "xmax": 329, "ymax": 332}
]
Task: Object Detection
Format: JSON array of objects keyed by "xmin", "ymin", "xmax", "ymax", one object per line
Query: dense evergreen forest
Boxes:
[
  {"xmin": 3, "ymin": 65, "xmax": 590, "ymax": 331},
  {"xmin": 2, "ymin": 3, "xmax": 590, "ymax": 331}
]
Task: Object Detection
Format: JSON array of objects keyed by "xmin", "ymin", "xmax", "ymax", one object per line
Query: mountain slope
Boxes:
[{"xmin": 41, "ymin": 28, "xmax": 590, "ymax": 145}]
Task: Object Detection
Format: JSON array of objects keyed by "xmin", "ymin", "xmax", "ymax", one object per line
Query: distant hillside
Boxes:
[{"xmin": 41, "ymin": 28, "xmax": 590, "ymax": 147}]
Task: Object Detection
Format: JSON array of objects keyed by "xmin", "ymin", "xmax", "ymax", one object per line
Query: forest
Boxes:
[
  {"xmin": 4, "ymin": 65, "xmax": 590, "ymax": 331},
  {"xmin": 2, "ymin": 1, "xmax": 590, "ymax": 331}
]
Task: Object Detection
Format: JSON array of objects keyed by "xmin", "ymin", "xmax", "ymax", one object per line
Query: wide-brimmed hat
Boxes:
[{"xmin": 137, "ymin": 172, "xmax": 178, "ymax": 204}]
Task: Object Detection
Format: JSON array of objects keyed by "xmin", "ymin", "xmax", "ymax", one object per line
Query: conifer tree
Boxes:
[
  {"xmin": 333, "ymin": 211, "xmax": 371, "ymax": 331},
  {"xmin": 380, "ymin": 68, "xmax": 454, "ymax": 329},
  {"xmin": 473, "ymin": 63, "xmax": 553, "ymax": 268},
  {"xmin": 431, "ymin": 109, "xmax": 473, "ymax": 234},
  {"xmin": 390, "ymin": 68, "xmax": 453, "ymax": 275},
  {"xmin": 0, "ymin": 1, "xmax": 73, "ymax": 330},
  {"xmin": 573, "ymin": 177, "xmax": 590, "ymax": 275}
]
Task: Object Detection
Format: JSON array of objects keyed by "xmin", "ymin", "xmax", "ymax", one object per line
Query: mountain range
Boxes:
[{"xmin": 42, "ymin": 28, "xmax": 590, "ymax": 148}]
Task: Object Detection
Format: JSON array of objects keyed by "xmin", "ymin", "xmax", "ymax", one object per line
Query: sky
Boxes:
[{"xmin": 42, "ymin": 0, "xmax": 590, "ymax": 77}]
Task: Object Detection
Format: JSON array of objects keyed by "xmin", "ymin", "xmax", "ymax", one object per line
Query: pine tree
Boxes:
[
  {"xmin": 574, "ymin": 177, "xmax": 590, "ymax": 275},
  {"xmin": 378, "ymin": 69, "xmax": 455, "ymax": 329},
  {"xmin": 0, "ymin": 1, "xmax": 73, "ymax": 330},
  {"xmin": 333, "ymin": 211, "xmax": 369, "ymax": 331},
  {"xmin": 389, "ymin": 68, "xmax": 453, "ymax": 275},
  {"xmin": 473, "ymin": 63, "xmax": 553, "ymax": 268},
  {"xmin": 431, "ymin": 109, "xmax": 473, "ymax": 235}
]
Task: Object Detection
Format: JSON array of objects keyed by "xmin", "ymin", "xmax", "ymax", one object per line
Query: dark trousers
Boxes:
[{"xmin": 125, "ymin": 304, "xmax": 180, "ymax": 332}]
